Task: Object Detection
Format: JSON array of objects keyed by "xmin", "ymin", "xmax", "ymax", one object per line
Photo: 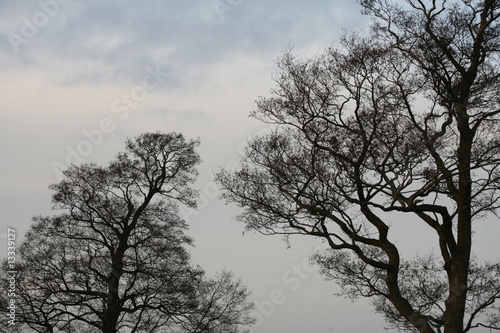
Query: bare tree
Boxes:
[
  {"xmin": 216, "ymin": 1, "xmax": 500, "ymax": 332},
  {"xmin": 1, "ymin": 132, "xmax": 254, "ymax": 333}
]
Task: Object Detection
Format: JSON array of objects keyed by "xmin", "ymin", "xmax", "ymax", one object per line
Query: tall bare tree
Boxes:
[
  {"xmin": 1, "ymin": 132, "xmax": 254, "ymax": 333},
  {"xmin": 216, "ymin": 1, "xmax": 500, "ymax": 332}
]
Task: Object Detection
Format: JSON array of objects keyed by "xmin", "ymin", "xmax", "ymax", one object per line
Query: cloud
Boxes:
[{"xmin": 1, "ymin": 0, "xmax": 368, "ymax": 88}]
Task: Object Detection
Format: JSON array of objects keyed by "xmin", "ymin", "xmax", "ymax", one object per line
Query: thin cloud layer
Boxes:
[{"xmin": 1, "ymin": 0, "xmax": 367, "ymax": 87}]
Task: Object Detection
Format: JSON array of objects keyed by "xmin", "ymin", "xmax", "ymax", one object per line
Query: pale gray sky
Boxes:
[{"xmin": 1, "ymin": 1, "xmax": 498, "ymax": 332}]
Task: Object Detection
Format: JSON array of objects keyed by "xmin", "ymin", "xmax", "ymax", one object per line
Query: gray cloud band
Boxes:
[{"xmin": 7, "ymin": 0, "xmax": 71, "ymax": 54}]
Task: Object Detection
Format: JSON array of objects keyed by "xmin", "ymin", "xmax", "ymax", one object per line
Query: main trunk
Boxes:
[
  {"xmin": 102, "ymin": 249, "xmax": 125, "ymax": 333},
  {"xmin": 103, "ymin": 269, "xmax": 121, "ymax": 333},
  {"xmin": 443, "ymin": 103, "xmax": 473, "ymax": 333},
  {"xmin": 444, "ymin": 257, "xmax": 469, "ymax": 333}
]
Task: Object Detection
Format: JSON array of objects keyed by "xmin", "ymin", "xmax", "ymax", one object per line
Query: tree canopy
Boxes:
[
  {"xmin": 1, "ymin": 132, "xmax": 254, "ymax": 333},
  {"xmin": 216, "ymin": 1, "xmax": 500, "ymax": 332}
]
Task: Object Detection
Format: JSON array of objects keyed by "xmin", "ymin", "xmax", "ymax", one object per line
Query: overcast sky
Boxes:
[{"xmin": 1, "ymin": 1, "xmax": 499, "ymax": 332}]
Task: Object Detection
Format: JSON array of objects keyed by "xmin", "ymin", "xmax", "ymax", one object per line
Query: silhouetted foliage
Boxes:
[
  {"xmin": 1, "ymin": 132, "xmax": 254, "ymax": 333},
  {"xmin": 216, "ymin": 1, "xmax": 500, "ymax": 332}
]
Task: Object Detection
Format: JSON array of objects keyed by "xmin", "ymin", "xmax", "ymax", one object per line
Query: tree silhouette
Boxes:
[
  {"xmin": 1, "ymin": 132, "xmax": 254, "ymax": 333},
  {"xmin": 216, "ymin": 1, "xmax": 500, "ymax": 332}
]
